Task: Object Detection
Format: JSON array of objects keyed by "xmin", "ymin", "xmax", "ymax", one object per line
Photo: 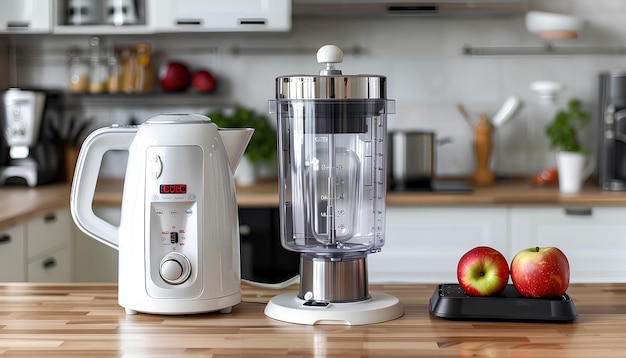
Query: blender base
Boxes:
[{"xmin": 264, "ymin": 292, "xmax": 403, "ymax": 325}]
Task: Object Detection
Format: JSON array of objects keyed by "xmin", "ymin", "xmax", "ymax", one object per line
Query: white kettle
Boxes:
[{"xmin": 70, "ymin": 113, "xmax": 253, "ymax": 315}]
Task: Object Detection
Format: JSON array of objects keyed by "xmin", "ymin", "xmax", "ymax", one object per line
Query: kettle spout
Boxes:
[{"xmin": 218, "ymin": 128, "xmax": 254, "ymax": 172}]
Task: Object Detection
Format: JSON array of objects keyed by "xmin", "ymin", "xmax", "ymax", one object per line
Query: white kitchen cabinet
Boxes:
[
  {"xmin": 73, "ymin": 206, "xmax": 118, "ymax": 283},
  {"xmin": 27, "ymin": 209, "xmax": 71, "ymax": 258},
  {"xmin": 0, "ymin": 209, "xmax": 73, "ymax": 283},
  {"xmin": 510, "ymin": 207, "xmax": 626, "ymax": 283},
  {"xmin": 27, "ymin": 246, "xmax": 72, "ymax": 282},
  {"xmin": 53, "ymin": 0, "xmax": 152, "ymax": 34},
  {"xmin": 0, "ymin": 0, "xmax": 52, "ymax": 33},
  {"xmin": 0, "ymin": 225, "xmax": 26, "ymax": 282},
  {"xmin": 26, "ymin": 209, "xmax": 73, "ymax": 282},
  {"xmin": 151, "ymin": 0, "xmax": 291, "ymax": 33},
  {"xmin": 368, "ymin": 207, "xmax": 508, "ymax": 284}
]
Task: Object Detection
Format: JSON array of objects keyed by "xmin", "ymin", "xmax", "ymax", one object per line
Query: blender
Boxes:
[{"xmin": 265, "ymin": 45, "xmax": 404, "ymax": 325}]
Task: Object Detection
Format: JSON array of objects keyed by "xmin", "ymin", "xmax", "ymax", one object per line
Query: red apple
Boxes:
[
  {"xmin": 457, "ymin": 246, "xmax": 509, "ymax": 297},
  {"xmin": 191, "ymin": 70, "xmax": 217, "ymax": 93},
  {"xmin": 510, "ymin": 246, "xmax": 570, "ymax": 298},
  {"xmin": 159, "ymin": 62, "xmax": 190, "ymax": 92}
]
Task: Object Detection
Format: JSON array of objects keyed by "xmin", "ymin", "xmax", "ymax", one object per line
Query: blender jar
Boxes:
[{"xmin": 270, "ymin": 45, "xmax": 395, "ymax": 303}]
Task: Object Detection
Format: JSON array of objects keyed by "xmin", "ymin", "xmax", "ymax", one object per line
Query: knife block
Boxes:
[{"xmin": 472, "ymin": 115, "xmax": 495, "ymax": 185}]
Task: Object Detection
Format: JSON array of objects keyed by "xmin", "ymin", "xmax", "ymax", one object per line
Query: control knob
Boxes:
[{"xmin": 159, "ymin": 252, "xmax": 191, "ymax": 285}]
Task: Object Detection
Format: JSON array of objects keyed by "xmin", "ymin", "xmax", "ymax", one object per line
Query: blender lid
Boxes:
[{"xmin": 276, "ymin": 45, "xmax": 387, "ymax": 100}]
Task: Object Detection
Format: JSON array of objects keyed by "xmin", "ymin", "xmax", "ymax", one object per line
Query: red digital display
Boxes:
[{"xmin": 159, "ymin": 184, "xmax": 187, "ymax": 194}]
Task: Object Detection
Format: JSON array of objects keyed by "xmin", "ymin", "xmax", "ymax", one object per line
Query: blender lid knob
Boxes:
[{"xmin": 317, "ymin": 45, "xmax": 343, "ymax": 76}]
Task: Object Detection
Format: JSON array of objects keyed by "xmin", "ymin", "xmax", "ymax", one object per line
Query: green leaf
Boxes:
[
  {"xmin": 207, "ymin": 107, "xmax": 277, "ymax": 164},
  {"xmin": 545, "ymin": 99, "xmax": 590, "ymax": 153}
]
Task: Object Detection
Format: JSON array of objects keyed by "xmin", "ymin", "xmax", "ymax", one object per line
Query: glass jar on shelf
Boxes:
[
  {"xmin": 88, "ymin": 36, "xmax": 109, "ymax": 94},
  {"xmin": 135, "ymin": 43, "xmax": 156, "ymax": 93},
  {"xmin": 107, "ymin": 52, "xmax": 121, "ymax": 94},
  {"xmin": 119, "ymin": 46, "xmax": 137, "ymax": 93},
  {"xmin": 66, "ymin": 47, "xmax": 89, "ymax": 93}
]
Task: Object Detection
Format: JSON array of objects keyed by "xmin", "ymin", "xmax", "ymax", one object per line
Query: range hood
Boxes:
[{"xmin": 293, "ymin": 0, "xmax": 529, "ymax": 17}]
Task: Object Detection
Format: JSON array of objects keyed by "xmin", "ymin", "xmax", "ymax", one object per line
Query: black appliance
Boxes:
[
  {"xmin": 0, "ymin": 89, "xmax": 62, "ymax": 186},
  {"xmin": 598, "ymin": 71, "xmax": 626, "ymax": 191}
]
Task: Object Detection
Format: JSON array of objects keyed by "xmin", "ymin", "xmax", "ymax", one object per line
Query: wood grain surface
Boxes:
[
  {"xmin": 0, "ymin": 283, "xmax": 624, "ymax": 357},
  {"xmin": 0, "ymin": 184, "xmax": 70, "ymax": 231},
  {"xmin": 92, "ymin": 178, "xmax": 626, "ymax": 208}
]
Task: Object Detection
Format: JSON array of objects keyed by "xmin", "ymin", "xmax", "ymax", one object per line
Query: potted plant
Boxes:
[
  {"xmin": 545, "ymin": 99, "xmax": 593, "ymax": 194},
  {"xmin": 208, "ymin": 107, "xmax": 277, "ymax": 185}
]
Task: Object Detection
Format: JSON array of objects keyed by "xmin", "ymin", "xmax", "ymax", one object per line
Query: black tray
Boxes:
[{"xmin": 429, "ymin": 284, "xmax": 578, "ymax": 322}]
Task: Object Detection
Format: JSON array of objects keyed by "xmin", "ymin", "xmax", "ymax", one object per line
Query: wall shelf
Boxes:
[
  {"xmin": 462, "ymin": 43, "xmax": 626, "ymax": 57},
  {"xmin": 63, "ymin": 92, "xmax": 233, "ymax": 107}
]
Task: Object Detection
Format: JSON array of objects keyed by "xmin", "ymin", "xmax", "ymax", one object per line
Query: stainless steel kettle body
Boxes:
[{"xmin": 70, "ymin": 114, "xmax": 253, "ymax": 315}]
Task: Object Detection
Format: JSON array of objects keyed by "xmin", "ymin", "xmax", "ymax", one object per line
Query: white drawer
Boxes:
[
  {"xmin": 27, "ymin": 209, "xmax": 71, "ymax": 258},
  {"xmin": 0, "ymin": 225, "xmax": 26, "ymax": 282},
  {"xmin": 510, "ymin": 207, "xmax": 626, "ymax": 283},
  {"xmin": 28, "ymin": 246, "xmax": 72, "ymax": 282}
]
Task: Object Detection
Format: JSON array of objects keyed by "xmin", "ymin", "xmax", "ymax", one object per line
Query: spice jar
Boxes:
[
  {"xmin": 88, "ymin": 36, "xmax": 108, "ymax": 94},
  {"xmin": 107, "ymin": 53, "xmax": 121, "ymax": 93},
  {"xmin": 67, "ymin": 47, "xmax": 89, "ymax": 93},
  {"xmin": 119, "ymin": 46, "xmax": 137, "ymax": 93},
  {"xmin": 135, "ymin": 43, "xmax": 156, "ymax": 93}
]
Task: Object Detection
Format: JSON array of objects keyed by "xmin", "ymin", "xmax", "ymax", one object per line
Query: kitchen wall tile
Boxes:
[{"xmin": 7, "ymin": 4, "xmax": 626, "ymax": 178}]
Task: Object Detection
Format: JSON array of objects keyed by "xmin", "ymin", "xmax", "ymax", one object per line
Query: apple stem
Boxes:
[{"xmin": 535, "ymin": 246, "xmax": 540, "ymax": 252}]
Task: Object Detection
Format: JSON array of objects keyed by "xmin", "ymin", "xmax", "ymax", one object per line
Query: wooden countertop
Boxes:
[
  {"xmin": 92, "ymin": 178, "xmax": 626, "ymax": 207},
  {"xmin": 0, "ymin": 282, "xmax": 624, "ymax": 357},
  {"xmin": 2, "ymin": 178, "xmax": 626, "ymax": 231},
  {"xmin": 0, "ymin": 183, "xmax": 70, "ymax": 231}
]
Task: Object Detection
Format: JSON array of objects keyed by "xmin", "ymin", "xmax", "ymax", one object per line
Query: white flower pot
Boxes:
[{"xmin": 555, "ymin": 151, "xmax": 594, "ymax": 194}]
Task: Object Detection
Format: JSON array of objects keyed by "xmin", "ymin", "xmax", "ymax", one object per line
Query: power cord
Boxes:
[{"xmin": 241, "ymin": 275, "xmax": 300, "ymax": 290}]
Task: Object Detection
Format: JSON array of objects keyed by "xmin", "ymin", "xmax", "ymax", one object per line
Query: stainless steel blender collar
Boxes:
[{"xmin": 276, "ymin": 75, "xmax": 387, "ymax": 100}]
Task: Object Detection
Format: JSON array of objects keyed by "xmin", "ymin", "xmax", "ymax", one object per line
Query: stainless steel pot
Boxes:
[{"xmin": 388, "ymin": 131, "xmax": 449, "ymax": 190}]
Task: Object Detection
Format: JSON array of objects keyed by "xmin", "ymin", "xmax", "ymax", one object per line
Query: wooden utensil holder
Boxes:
[{"xmin": 472, "ymin": 115, "xmax": 495, "ymax": 185}]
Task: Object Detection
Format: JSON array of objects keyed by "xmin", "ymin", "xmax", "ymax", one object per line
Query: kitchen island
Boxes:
[{"xmin": 0, "ymin": 282, "xmax": 624, "ymax": 357}]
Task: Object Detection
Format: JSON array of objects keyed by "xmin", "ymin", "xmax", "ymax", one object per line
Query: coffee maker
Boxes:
[
  {"xmin": 598, "ymin": 71, "xmax": 626, "ymax": 191},
  {"xmin": 0, "ymin": 88, "xmax": 61, "ymax": 186}
]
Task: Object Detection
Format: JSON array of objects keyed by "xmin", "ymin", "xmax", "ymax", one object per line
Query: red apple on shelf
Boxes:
[
  {"xmin": 159, "ymin": 61, "xmax": 190, "ymax": 92},
  {"xmin": 191, "ymin": 69, "xmax": 217, "ymax": 93},
  {"xmin": 457, "ymin": 246, "xmax": 509, "ymax": 297},
  {"xmin": 510, "ymin": 246, "xmax": 570, "ymax": 298}
]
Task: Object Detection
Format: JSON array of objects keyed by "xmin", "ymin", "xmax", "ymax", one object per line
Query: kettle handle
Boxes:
[{"xmin": 70, "ymin": 126, "xmax": 138, "ymax": 250}]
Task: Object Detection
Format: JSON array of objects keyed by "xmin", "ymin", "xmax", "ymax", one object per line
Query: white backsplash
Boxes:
[{"xmin": 8, "ymin": 0, "xmax": 626, "ymax": 178}]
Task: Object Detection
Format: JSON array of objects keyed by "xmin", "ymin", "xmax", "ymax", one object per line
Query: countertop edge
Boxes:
[{"xmin": 2, "ymin": 178, "xmax": 626, "ymax": 231}]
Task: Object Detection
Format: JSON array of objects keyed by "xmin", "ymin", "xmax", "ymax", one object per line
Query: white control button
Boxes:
[
  {"xmin": 159, "ymin": 252, "xmax": 191, "ymax": 285},
  {"xmin": 150, "ymin": 155, "xmax": 163, "ymax": 179},
  {"xmin": 160, "ymin": 260, "xmax": 183, "ymax": 282}
]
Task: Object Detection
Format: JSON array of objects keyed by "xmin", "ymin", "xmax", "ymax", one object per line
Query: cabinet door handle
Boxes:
[
  {"xmin": 6, "ymin": 21, "xmax": 30, "ymax": 29},
  {"xmin": 44, "ymin": 213, "xmax": 57, "ymax": 223},
  {"xmin": 0, "ymin": 234, "xmax": 11, "ymax": 244},
  {"xmin": 176, "ymin": 19, "xmax": 202, "ymax": 26},
  {"xmin": 42, "ymin": 258, "xmax": 57, "ymax": 270},
  {"xmin": 564, "ymin": 207, "xmax": 593, "ymax": 216},
  {"xmin": 239, "ymin": 19, "xmax": 267, "ymax": 26}
]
